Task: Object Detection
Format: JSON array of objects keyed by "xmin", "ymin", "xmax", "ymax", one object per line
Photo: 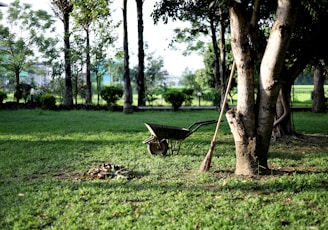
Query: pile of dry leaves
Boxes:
[{"xmin": 83, "ymin": 163, "xmax": 134, "ymax": 180}]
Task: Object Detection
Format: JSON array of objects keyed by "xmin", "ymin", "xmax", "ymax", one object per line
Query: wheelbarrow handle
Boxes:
[{"xmin": 187, "ymin": 120, "xmax": 218, "ymax": 134}]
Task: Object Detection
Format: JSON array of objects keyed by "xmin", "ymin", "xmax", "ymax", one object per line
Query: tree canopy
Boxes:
[{"xmin": 0, "ymin": 0, "xmax": 57, "ymax": 89}]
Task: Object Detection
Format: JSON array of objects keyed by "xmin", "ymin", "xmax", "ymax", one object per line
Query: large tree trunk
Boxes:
[
  {"xmin": 227, "ymin": 0, "xmax": 297, "ymax": 176},
  {"xmin": 136, "ymin": 0, "xmax": 145, "ymax": 106},
  {"xmin": 312, "ymin": 63, "xmax": 326, "ymax": 113},
  {"xmin": 256, "ymin": 0, "xmax": 297, "ymax": 172},
  {"xmin": 122, "ymin": 0, "xmax": 133, "ymax": 113},
  {"xmin": 227, "ymin": 6, "xmax": 257, "ymax": 176}
]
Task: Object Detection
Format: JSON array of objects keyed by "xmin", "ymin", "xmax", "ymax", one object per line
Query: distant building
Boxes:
[
  {"xmin": 0, "ymin": 47, "xmax": 52, "ymax": 88},
  {"xmin": 162, "ymin": 70, "xmax": 181, "ymax": 86},
  {"xmin": 24, "ymin": 63, "xmax": 52, "ymax": 87},
  {"xmin": 92, "ymin": 63, "xmax": 113, "ymax": 85}
]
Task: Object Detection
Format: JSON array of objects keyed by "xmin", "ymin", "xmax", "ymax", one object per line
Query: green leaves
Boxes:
[{"xmin": 0, "ymin": 0, "xmax": 58, "ymax": 85}]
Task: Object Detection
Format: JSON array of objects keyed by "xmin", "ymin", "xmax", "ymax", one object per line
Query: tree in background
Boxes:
[
  {"xmin": 180, "ymin": 68, "xmax": 200, "ymax": 91},
  {"xmin": 70, "ymin": 32, "xmax": 85, "ymax": 105},
  {"xmin": 72, "ymin": 0, "xmax": 115, "ymax": 105},
  {"xmin": 136, "ymin": 0, "xmax": 146, "ymax": 106},
  {"xmin": 130, "ymin": 47, "xmax": 165, "ymax": 105},
  {"xmin": 152, "ymin": 0, "xmax": 230, "ymax": 109},
  {"xmin": 122, "ymin": 0, "xmax": 133, "ymax": 113},
  {"xmin": 0, "ymin": 0, "xmax": 57, "ymax": 101},
  {"xmin": 144, "ymin": 51, "xmax": 165, "ymax": 89},
  {"xmin": 108, "ymin": 52, "xmax": 124, "ymax": 84},
  {"xmin": 47, "ymin": 60, "xmax": 66, "ymax": 102},
  {"xmin": 312, "ymin": 63, "xmax": 326, "ymax": 112},
  {"xmin": 51, "ymin": 0, "xmax": 74, "ymax": 107},
  {"xmin": 91, "ymin": 9, "xmax": 119, "ymax": 105}
]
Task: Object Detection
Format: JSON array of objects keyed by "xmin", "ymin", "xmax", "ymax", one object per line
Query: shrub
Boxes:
[
  {"xmin": 0, "ymin": 91, "xmax": 7, "ymax": 104},
  {"xmin": 182, "ymin": 88, "xmax": 194, "ymax": 106},
  {"xmin": 163, "ymin": 89, "xmax": 186, "ymax": 111},
  {"xmin": 203, "ymin": 89, "xmax": 221, "ymax": 106},
  {"xmin": 40, "ymin": 94, "xmax": 56, "ymax": 110},
  {"xmin": 100, "ymin": 86, "xmax": 123, "ymax": 105},
  {"xmin": 32, "ymin": 92, "xmax": 42, "ymax": 106},
  {"xmin": 14, "ymin": 83, "xmax": 32, "ymax": 103},
  {"xmin": 145, "ymin": 89, "xmax": 158, "ymax": 106}
]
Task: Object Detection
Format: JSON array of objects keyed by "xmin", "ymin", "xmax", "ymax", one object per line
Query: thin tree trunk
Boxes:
[
  {"xmin": 14, "ymin": 68, "xmax": 20, "ymax": 102},
  {"xmin": 218, "ymin": 8, "xmax": 227, "ymax": 110},
  {"xmin": 15, "ymin": 69, "xmax": 20, "ymax": 86},
  {"xmin": 273, "ymin": 58, "xmax": 308, "ymax": 138},
  {"xmin": 209, "ymin": 16, "xmax": 220, "ymax": 91},
  {"xmin": 96, "ymin": 70, "xmax": 100, "ymax": 106},
  {"xmin": 312, "ymin": 63, "xmax": 326, "ymax": 113},
  {"xmin": 85, "ymin": 29, "xmax": 92, "ymax": 104},
  {"xmin": 136, "ymin": 0, "xmax": 145, "ymax": 106},
  {"xmin": 273, "ymin": 86, "xmax": 293, "ymax": 139},
  {"xmin": 74, "ymin": 73, "xmax": 78, "ymax": 105},
  {"xmin": 63, "ymin": 9, "xmax": 73, "ymax": 107},
  {"xmin": 122, "ymin": 0, "xmax": 133, "ymax": 113}
]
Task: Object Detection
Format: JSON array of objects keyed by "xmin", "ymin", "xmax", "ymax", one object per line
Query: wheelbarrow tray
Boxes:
[
  {"xmin": 143, "ymin": 120, "xmax": 217, "ymax": 155},
  {"xmin": 144, "ymin": 123, "xmax": 190, "ymax": 140}
]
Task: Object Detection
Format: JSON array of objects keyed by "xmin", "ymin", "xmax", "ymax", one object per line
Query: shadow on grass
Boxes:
[{"xmin": 52, "ymin": 165, "xmax": 328, "ymax": 196}]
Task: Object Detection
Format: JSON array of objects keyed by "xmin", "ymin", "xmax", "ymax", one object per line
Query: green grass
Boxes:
[
  {"xmin": 0, "ymin": 110, "xmax": 327, "ymax": 229},
  {"xmin": 291, "ymin": 85, "xmax": 315, "ymax": 106}
]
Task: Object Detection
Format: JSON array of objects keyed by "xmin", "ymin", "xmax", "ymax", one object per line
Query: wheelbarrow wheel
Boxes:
[{"xmin": 147, "ymin": 140, "xmax": 168, "ymax": 156}]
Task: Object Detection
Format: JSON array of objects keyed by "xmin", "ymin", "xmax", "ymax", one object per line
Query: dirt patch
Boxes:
[
  {"xmin": 56, "ymin": 163, "xmax": 135, "ymax": 181},
  {"xmin": 275, "ymin": 134, "xmax": 328, "ymax": 144}
]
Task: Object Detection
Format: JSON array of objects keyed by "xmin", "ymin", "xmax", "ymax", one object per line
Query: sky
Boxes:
[{"xmin": 2, "ymin": 0, "xmax": 205, "ymax": 76}]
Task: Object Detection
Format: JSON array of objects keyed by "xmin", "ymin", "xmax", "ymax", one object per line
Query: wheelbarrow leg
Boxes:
[{"xmin": 168, "ymin": 139, "xmax": 183, "ymax": 155}]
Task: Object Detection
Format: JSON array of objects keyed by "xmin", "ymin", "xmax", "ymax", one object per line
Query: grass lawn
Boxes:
[{"xmin": 0, "ymin": 110, "xmax": 327, "ymax": 229}]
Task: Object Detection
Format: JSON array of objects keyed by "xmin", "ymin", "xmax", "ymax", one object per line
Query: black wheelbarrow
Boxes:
[{"xmin": 142, "ymin": 120, "xmax": 217, "ymax": 155}]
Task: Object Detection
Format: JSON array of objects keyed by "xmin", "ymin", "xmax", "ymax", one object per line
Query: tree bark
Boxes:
[
  {"xmin": 209, "ymin": 16, "xmax": 220, "ymax": 91},
  {"xmin": 273, "ymin": 57, "xmax": 308, "ymax": 138},
  {"xmin": 227, "ymin": 6, "xmax": 257, "ymax": 176},
  {"xmin": 227, "ymin": 0, "xmax": 298, "ymax": 176},
  {"xmin": 312, "ymin": 63, "xmax": 326, "ymax": 113},
  {"xmin": 218, "ymin": 8, "xmax": 227, "ymax": 111},
  {"xmin": 256, "ymin": 0, "xmax": 297, "ymax": 171},
  {"xmin": 272, "ymin": 87, "xmax": 293, "ymax": 139},
  {"xmin": 136, "ymin": 0, "xmax": 145, "ymax": 106},
  {"xmin": 122, "ymin": 0, "xmax": 133, "ymax": 113},
  {"xmin": 63, "ymin": 2, "xmax": 73, "ymax": 107}
]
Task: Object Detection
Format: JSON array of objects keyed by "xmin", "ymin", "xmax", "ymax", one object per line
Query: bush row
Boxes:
[{"xmin": 0, "ymin": 86, "xmax": 222, "ymax": 111}]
